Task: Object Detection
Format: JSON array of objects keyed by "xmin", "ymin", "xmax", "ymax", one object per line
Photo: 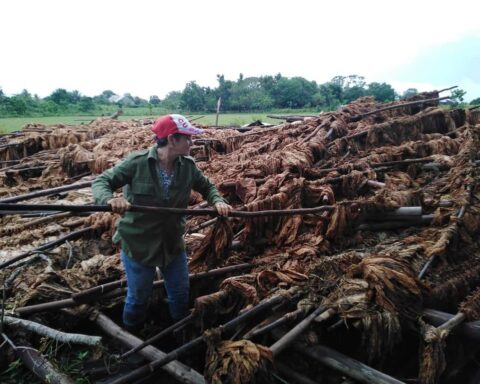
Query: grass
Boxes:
[{"xmin": 0, "ymin": 112, "xmax": 316, "ymax": 133}]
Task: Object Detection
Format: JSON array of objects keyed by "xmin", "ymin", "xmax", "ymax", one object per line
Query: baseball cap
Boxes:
[{"xmin": 152, "ymin": 114, "xmax": 204, "ymax": 139}]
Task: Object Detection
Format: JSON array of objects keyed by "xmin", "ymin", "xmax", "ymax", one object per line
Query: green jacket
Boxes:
[{"xmin": 92, "ymin": 145, "xmax": 224, "ymax": 267}]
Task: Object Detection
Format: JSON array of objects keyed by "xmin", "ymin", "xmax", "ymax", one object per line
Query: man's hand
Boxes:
[
  {"xmin": 108, "ymin": 197, "xmax": 131, "ymax": 214},
  {"xmin": 214, "ymin": 201, "xmax": 232, "ymax": 217}
]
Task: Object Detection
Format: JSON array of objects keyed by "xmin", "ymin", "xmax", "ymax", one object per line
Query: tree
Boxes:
[
  {"xmin": 271, "ymin": 77, "xmax": 317, "ymax": 108},
  {"xmin": 94, "ymin": 90, "xmax": 117, "ymax": 104},
  {"xmin": 216, "ymin": 74, "xmax": 234, "ymax": 111},
  {"xmin": 162, "ymin": 91, "xmax": 182, "ymax": 111},
  {"xmin": 229, "ymin": 77, "xmax": 273, "ymax": 111},
  {"xmin": 470, "ymin": 97, "xmax": 480, "ymax": 106},
  {"xmin": 402, "ymin": 88, "xmax": 418, "ymax": 99},
  {"xmin": 149, "ymin": 95, "xmax": 161, "ymax": 106},
  {"xmin": 180, "ymin": 81, "xmax": 206, "ymax": 111},
  {"xmin": 343, "ymin": 86, "xmax": 366, "ymax": 103},
  {"xmin": 366, "ymin": 82, "xmax": 396, "ymax": 102},
  {"xmin": 317, "ymin": 80, "xmax": 343, "ymax": 109},
  {"xmin": 450, "ymin": 88, "xmax": 466, "ymax": 105},
  {"xmin": 78, "ymin": 96, "xmax": 95, "ymax": 112}
]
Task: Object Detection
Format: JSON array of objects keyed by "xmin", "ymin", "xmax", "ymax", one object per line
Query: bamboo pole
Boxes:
[
  {"xmin": 108, "ymin": 288, "xmax": 299, "ymax": 384},
  {"xmin": 93, "ymin": 311, "xmax": 205, "ymax": 384},
  {"xmin": 0, "ymin": 180, "xmax": 92, "ymax": 203},
  {"xmin": 293, "ymin": 343, "xmax": 405, "ymax": 384},
  {"xmin": 0, "ymin": 226, "xmax": 93, "ymax": 270}
]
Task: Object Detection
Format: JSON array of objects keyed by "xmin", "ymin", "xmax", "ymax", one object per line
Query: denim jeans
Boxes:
[{"xmin": 121, "ymin": 250, "xmax": 190, "ymax": 327}]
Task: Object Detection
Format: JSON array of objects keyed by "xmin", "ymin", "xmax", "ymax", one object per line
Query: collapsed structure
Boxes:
[{"xmin": 1, "ymin": 93, "xmax": 480, "ymax": 384}]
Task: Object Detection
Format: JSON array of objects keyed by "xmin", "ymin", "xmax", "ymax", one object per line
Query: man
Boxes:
[{"xmin": 92, "ymin": 114, "xmax": 231, "ymax": 331}]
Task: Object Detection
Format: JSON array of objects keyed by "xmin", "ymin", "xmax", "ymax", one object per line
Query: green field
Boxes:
[{"xmin": 0, "ymin": 113, "xmax": 296, "ymax": 133}]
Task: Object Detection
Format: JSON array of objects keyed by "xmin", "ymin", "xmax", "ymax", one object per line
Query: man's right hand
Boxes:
[{"xmin": 107, "ymin": 197, "xmax": 131, "ymax": 214}]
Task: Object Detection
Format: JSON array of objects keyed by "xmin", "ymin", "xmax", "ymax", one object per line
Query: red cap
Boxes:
[{"xmin": 152, "ymin": 114, "xmax": 204, "ymax": 139}]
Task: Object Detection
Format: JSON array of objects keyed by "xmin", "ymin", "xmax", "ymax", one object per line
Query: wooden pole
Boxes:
[
  {"xmin": 73, "ymin": 262, "xmax": 251, "ymax": 303},
  {"xmin": 422, "ymin": 309, "xmax": 480, "ymax": 341},
  {"xmin": 245, "ymin": 307, "xmax": 305, "ymax": 340},
  {"xmin": 270, "ymin": 306, "xmax": 327, "ymax": 355},
  {"xmin": 120, "ymin": 313, "xmax": 195, "ymax": 359},
  {"xmin": 349, "ymin": 96, "xmax": 450, "ymax": 122},
  {"xmin": 0, "ymin": 203, "xmax": 335, "ymax": 217},
  {"xmin": 293, "ymin": 343, "xmax": 406, "ymax": 384},
  {"xmin": 0, "ymin": 181, "xmax": 92, "ymax": 203},
  {"xmin": 108, "ymin": 289, "xmax": 298, "ymax": 384},
  {"xmin": 1, "ymin": 333, "xmax": 76, "ymax": 384},
  {"xmin": 0, "ymin": 226, "xmax": 93, "ymax": 270},
  {"xmin": 215, "ymin": 97, "xmax": 221, "ymax": 126},
  {"xmin": 16, "ymin": 263, "xmax": 253, "ymax": 315},
  {"xmin": 275, "ymin": 362, "xmax": 320, "ymax": 384},
  {"xmin": 2, "ymin": 316, "xmax": 102, "ymax": 346},
  {"xmin": 93, "ymin": 311, "xmax": 205, "ymax": 384}
]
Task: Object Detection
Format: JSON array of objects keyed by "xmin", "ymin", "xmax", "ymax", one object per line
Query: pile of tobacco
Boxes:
[{"xmin": 1, "ymin": 91, "xmax": 480, "ymax": 384}]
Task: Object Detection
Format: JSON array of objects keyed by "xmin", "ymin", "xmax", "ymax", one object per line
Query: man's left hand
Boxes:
[{"xmin": 214, "ymin": 202, "xmax": 233, "ymax": 217}]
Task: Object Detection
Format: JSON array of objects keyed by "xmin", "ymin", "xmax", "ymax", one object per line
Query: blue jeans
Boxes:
[{"xmin": 121, "ymin": 250, "xmax": 190, "ymax": 327}]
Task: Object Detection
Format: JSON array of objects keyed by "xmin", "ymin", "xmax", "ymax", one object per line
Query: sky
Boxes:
[{"xmin": 1, "ymin": 0, "xmax": 479, "ymax": 101}]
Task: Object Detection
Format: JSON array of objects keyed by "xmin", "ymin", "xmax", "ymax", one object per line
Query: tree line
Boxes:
[{"xmin": 0, "ymin": 74, "xmax": 475, "ymax": 117}]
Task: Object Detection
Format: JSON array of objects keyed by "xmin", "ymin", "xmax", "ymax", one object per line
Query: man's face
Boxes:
[{"xmin": 170, "ymin": 134, "xmax": 193, "ymax": 156}]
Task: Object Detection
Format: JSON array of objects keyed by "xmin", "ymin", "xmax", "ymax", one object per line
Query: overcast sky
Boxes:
[{"xmin": 1, "ymin": 0, "xmax": 479, "ymax": 101}]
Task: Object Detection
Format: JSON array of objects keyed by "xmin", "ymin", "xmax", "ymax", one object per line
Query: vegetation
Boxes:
[
  {"xmin": 0, "ymin": 74, "xmax": 417, "ymax": 119},
  {"xmin": 0, "ymin": 74, "xmax": 472, "ymax": 132}
]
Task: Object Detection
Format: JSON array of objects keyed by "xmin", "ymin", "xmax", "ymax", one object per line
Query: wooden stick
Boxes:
[
  {"xmin": 16, "ymin": 263, "xmax": 253, "ymax": 315},
  {"xmin": 275, "ymin": 362, "xmax": 320, "ymax": 384},
  {"xmin": 0, "ymin": 226, "xmax": 93, "ymax": 270},
  {"xmin": 0, "ymin": 180, "xmax": 92, "ymax": 203},
  {"xmin": 436, "ymin": 312, "xmax": 467, "ymax": 334},
  {"xmin": 120, "ymin": 313, "xmax": 195, "ymax": 359},
  {"xmin": 293, "ymin": 343, "xmax": 406, "ymax": 384},
  {"xmin": 437, "ymin": 86, "xmax": 458, "ymax": 93},
  {"xmin": 418, "ymin": 186, "xmax": 472, "ymax": 279},
  {"xmin": 1, "ymin": 333, "xmax": 76, "ymax": 384},
  {"xmin": 108, "ymin": 289, "xmax": 298, "ymax": 384},
  {"xmin": 0, "ymin": 203, "xmax": 335, "ymax": 217},
  {"xmin": 245, "ymin": 307, "xmax": 305, "ymax": 340},
  {"xmin": 2, "ymin": 316, "xmax": 102, "ymax": 346},
  {"xmin": 93, "ymin": 311, "xmax": 205, "ymax": 384},
  {"xmin": 358, "ymin": 215, "xmax": 433, "ymax": 231},
  {"xmin": 422, "ymin": 309, "xmax": 480, "ymax": 341},
  {"xmin": 220, "ymin": 178, "xmax": 266, "ymax": 189},
  {"xmin": 349, "ymin": 96, "xmax": 449, "ymax": 122},
  {"xmin": 270, "ymin": 306, "xmax": 327, "ymax": 355},
  {"xmin": 72, "ymin": 262, "xmax": 251, "ymax": 303}
]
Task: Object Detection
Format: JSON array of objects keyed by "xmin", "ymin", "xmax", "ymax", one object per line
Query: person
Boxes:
[{"xmin": 92, "ymin": 114, "xmax": 232, "ymax": 332}]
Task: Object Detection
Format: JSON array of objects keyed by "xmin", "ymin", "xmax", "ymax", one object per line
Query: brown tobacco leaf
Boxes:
[
  {"xmin": 204, "ymin": 338, "xmax": 273, "ymax": 384},
  {"xmin": 256, "ymin": 269, "xmax": 308, "ymax": 295},
  {"xmin": 189, "ymin": 217, "xmax": 233, "ymax": 270},
  {"xmin": 235, "ymin": 178, "xmax": 257, "ymax": 204},
  {"xmin": 459, "ymin": 286, "xmax": 480, "ymax": 321},
  {"xmin": 347, "ymin": 256, "xmax": 425, "ymax": 320}
]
